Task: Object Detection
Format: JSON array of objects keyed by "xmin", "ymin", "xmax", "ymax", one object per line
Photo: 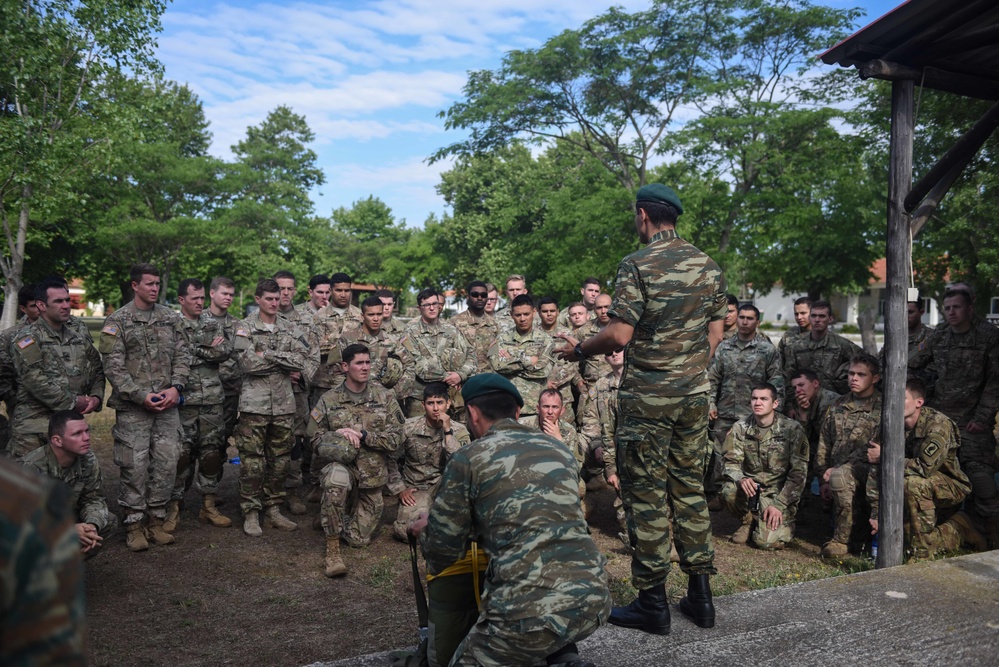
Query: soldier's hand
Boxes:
[
  {"xmin": 709, "ymin": 408, "xmax": 718, "ymax": 421},
  {"xmin": 796, "ymin": 393, "xmax": 811, "ymax": 409},
  {"xmin": 762, "ymin": 506, "xmax": 782, "ymax": 531},
  {"xmin": 159, "ymin": 386, "xmax": 180, "ymax": 409},
  {"xmin": 739, "ymin": 477, "xmax": 758, "ymax": 498},
  {"xmin": 441, "ymin": 414, "xmax": 452, "ymax": 433},
  {"xmin": 399, "ymin": 488, "xmax": 418, "ymax": 506},
  {"xmin": 542, "ymin": 419, "xmax": 561, "ymax": 440},
  {"xmin": 869, "ymin": 518, "xmax": 879, "ymax": 534},
  {"xmin": 547, "ymin": 380, "xmax": 559, "ymax": 390},
  {"xmin": 337, "ymin": 428, "xmax": 363, "ymax": 448},
  {"xmin": 554, "ymin": 333, "xmax": 579, "ymax": 361},
  {"xmin": 143, "ymin": 392, "xmax": 164, "ymax": 411},
  {"xmin": 867, "ymin": 441, "xmax": 881, "ymax": 464},
  {"xmin": 211, "ymin": 335, "xmax": 225, "ymax": 347},
  {"xmin": 74, "ymin": 395, "xmax": 91, "ymax": 414},
  {"xmin": 527, "ymin": 355, "xmax": 539, "ymax": 366},
  {"xmin": 289, "ymin": 371, "xmax": 302, "ymax": 384},
  {"xmin": 408, "ymin": 512, "xmax": 429, "ymax": 538},
  {"xmin": 443, "ymin": 372, "xmax": 461, "ymax": 387},
  {"xmin": 606, "ymin": 473, "xmax": 620, "ymax": 492},
  {"xmin": 86, "ymin": 396, "xmax": 101, "ymax": 413},
  {"xmin": 966, "ymin": 421, "xmax": 986, "ymax": 434}
]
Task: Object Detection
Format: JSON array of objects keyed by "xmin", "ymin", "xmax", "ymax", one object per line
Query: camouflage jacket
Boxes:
[
  {"xmin": 556, "ymin": 305, "xmax": 594, "ymax": 330},
  {"xmin": 609, "ymin": 228, "xmax": 727, "ymax": 398},
  {"xmin": 334, "ymin": 327, "xmax": 414, "ymax": 397},
  {"xmin": 400, "ymin": 319, "xmax": 476, "ymax": 399},
  {"xmin": 180, "ymin": 312, "xmax": 231, "ymax": 406},
  {"xmin": 577, "ymin": 320, "xmax": 612, "ymax": 385},
  {"xmin": 20, "ymin": 446, "xmax": 111, "ymax": 531},
  {"xmin": 708, "ymin": 333, "xmax": 783, "ymax": 421},
  {"xmin": 238, "ymin": 312, "xmax": 312, "ymax": 416},
  {"xmin": 452, "ymin": 310, "xmax": 499, "ymax": 374},
  {"xmin": 909, "ymin": 319, "xmax": 999, "ymax": 427},
  {"xmin": 579, "ymin": 371, "xmax": 621, "ymax": 477},
  {"xmin": 419, "ymin": 419, "xmax": 611, "ymax": 621},
  {"xmin": 488, "ymin": 327, "xmax": 556, "ymax": 414},
  {"xmin": 780, "ymin": 330, "xmax": 862, "ymax": 396},
  {"xmin": 722, "ymin": 413, "xmax": 809, "ymax": 514},
  {"xmin": 0, "ymin": 315, "xmax": 30, "ymax": 406},
  {"xmin": 0, "ymin": 458, "xmax": 85, "ymax": 664},
  {"xmin": 387, "ymin": 416, "xmax": 470, "ymax": 494},
  {"xmin": 311, "ymin": 304, "xmax": 363, "ymax": 390},
  {"xmin": 517, "ymin": 415, "xmax": 583, "ymax": 469},
  {"xmin": 278, "ymin": 305, "xmax": 320, "ymax": 392},
  {"xmin": 207, "ymin": 310, "xmax": 251, "ymax": 395},
  {"xmin": 10, "ymin": 318, "xmax": 105, "ymax": 436},
  {"xmin": 307, "ymin": 380, "xmax": 405, "ymax": 489},
  {"xmin": 816, "ymin": 390, "xmax": 882, "ymax": 477},
  {"xmin": 866, "ymin": 407, "xmax": 970, "ymax": 518},
  {"xmin": 380, "ymin": 316, "xmax": 406, "ymax": 336},
  {"xmin": 99, "ymin": 302, "xmax": 191, "ymax": 411},
  {"xmin": 783, "ymin": 387, "xmax": 841, "ymax": 452}
]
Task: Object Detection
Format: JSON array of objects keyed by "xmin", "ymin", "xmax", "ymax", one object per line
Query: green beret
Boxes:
[
  {"xmin": 635, "ymin": 183, "xmax": 683, "ymax": 215},
  {"xmin": 461, "ymin": 373, "xmax": 524, "ymax": 408}
]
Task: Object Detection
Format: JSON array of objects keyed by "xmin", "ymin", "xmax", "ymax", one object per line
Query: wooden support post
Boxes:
[{"xmin": 880, "ymin": 79, "xmax": 913, "ymax": 569}]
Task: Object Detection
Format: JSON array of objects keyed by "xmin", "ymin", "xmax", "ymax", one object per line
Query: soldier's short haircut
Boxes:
[
  {"xmin": 178, "ymin": 278, "xmax": 204, "ymax": 297},
  {"xmin": 467, "ymin": 280, "xmax": 488, "ymax": 294},
  {"xmin": 793, "ymin": 296, "xmax": 813, "ymax": 307},
  {"xmin": 539, "ymin": 387, "xmax": 563, "ymax": 405},
  {"xmin": 341, "ymin": 343, "xmax": 370, "ymax": 365},
  {"xmin": 726, "ymin": 293, "xmax": 739, "ymax": 307},
  {"xmin": 423, "ymin": 382, "xmax": 449, "ymax": 402},
  {"xmin": 361, "ymin": 296, "xmax": 383, "ymax": 311},
  {"xmin": 582, "ymin": 277, "xmax": 600, "ymax": 288},
  {"xmin": 34, "ymin": 276, "xmax": 68, "ymax": 303},
  {"xmin": 255, "ymin": 278, "xmax": 280, "ymax": 297},
  {"xmin": 48, "ymin": 410, "xmax": 86, "ymax": 439},
  {"xmin": 849, "ymin": 353, "xmax": 880, "ymax": 376},
  {"xmin": 130, "ymin": 263, "xmax": 159, "ymax": 284},
  {"xmin": 538, "ymin": 296, "xmax": 558, "ymax": 309},
  {"xmin": 309, "ymin": 274, "xmax": 332, "ymax": 290},
  {"xmin": 905, "ymin": 376, "xmax": 928, "ymax": 400},
  {"xmin": 329, "ymin": 272, "xmax": 352, "ymax": 286},
  {"xmin": 374, "ymin": 289, "xmax": 395, "ymax": 302},
  {"xmin": 272, "ymin": 270, "xmax": 296, "ymax": 284},
  {"xmin": 636, "ymin": 200, "xmax": 679, "ymax": 227},
  {"xmin": 416, "ymin": 288, "xmax": 437, "ymax": 305},
  {"xmin": 505, "ymin": 274, "xmax": 526, "ymax": 288},
  {"xmin": 18, "ymin": 284, "xmax": 37, "ymax": 308},
  {"xmin": 484, "ymin": 283, "xmax": 497, "ymax": 293},
  {"xmin": 567, "ymin": 301, "xmax": 586, "ymax": 312},
  {"xmin": 751, "ymin": 382, "xmax": 779, "ymax": 401},
  {"xmin": 790, "ymin": 368, "xmax": 820, "ymax": 383},
  {"xmin": 510, "ymin": 294, "xmax": 535, "ymax": 310},
  {"xmin": 810, "ymin": 299, "xmax": 832, "ymax": 314},
  {"xmin": 738, "ymin": 303, "xmax": 760, "ymax": 319},
  {"xmin": 466, "ymin": 392, "xmax": 520, "ymax": 421},
  {"xmin": 209, "ymin": 276, "xmax": 235, "ymax": 292},
  {"xmin": 942, "ymin": 288, "xmax": 972, "ymax": 306}
]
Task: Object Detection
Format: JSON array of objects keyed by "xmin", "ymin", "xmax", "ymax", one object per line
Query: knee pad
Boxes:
[
  {"xmin": 322, "ymin": 463, "xmax": 353, "ymax": 507},
  {"xmin": 175, "ymin": 452, "xmax": 191, "ymax": 475},
  {"xmin": 200, "ymin": 450, "xmax": 223, "ymax": 477},
  {"xmin": 828, "ymin": 467, "xmax": 850, "ymax": 493}
]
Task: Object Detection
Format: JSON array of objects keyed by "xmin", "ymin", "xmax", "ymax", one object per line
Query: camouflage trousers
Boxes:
[
  {"xmin": 320, "ymin": 462, "xmax": 382, "ymax": 546},
  {"xmin": 393, "ymin": 487, "xmax": 433, "ymax": 542},
  {"xmin": 827, "ymin": 461, "xmax": 870, "ymax": 544},
  {"xmin": 959, "ymin": 428, "xmax": 999, "ymax": 517},
  {"xmin": 7, "ymin": 421, "xmax": 48, "ymax": 460},
  {"xmin": 904, "ymin": 472, "xmax": 968, "ymax": 557},
  {"xmin": 222, "ymin": 393, "xmax": 239, "ymax": 446},
  {"xmin": 616, "ymin": 392, "xmax": 716, "ymax": 589},
  {"xmin": 720, "ymin": 482, "xmax": 796, "ymax": 548},
  {"xmin": 235, "ymin": 412, "xmax": 293, "ymax": 514},
  {"xmin": 113, "ymin": 408, "xmax": 182, "ymax": 523},
  {"xmin": 173, "ymin": 403, "xmax": 225, "ymax": 499},
  {"xmin": 451, "ymin": 606, "xmax": 603, "ymax": 667},
  {"xmin": 706, "ymin": 416, "xmax": 738, "ymax": 497}
]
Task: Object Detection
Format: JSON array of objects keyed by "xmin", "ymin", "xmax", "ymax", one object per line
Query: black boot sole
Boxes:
[
  {"xmin": 679, "ymin": 599, "xmax": 715, "ymax": 628},
  {"xmin": 608, "ymin": 614, "xmax": 671, "ymax": 635}
]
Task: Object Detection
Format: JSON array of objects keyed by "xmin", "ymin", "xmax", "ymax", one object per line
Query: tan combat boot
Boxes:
[
  {"xmin": 198, "ymin": 494, "xmax": 232, "ymax": 528},
  {"xmin": 125, "ymin": 521, "xmax": 149, "ymax": 552},
  {"xmin": 243, "ymin": 510, "xmax": 262, "ymax": 537},
  {"xmin": 263, "ymin": 505, "xmax": 298, "ymax": 531},
  {"xmin": 821, "ymin": 540, "xmax": 848, "ymax": 557},
  {"xmin": 324, "ymin": 536, "xmax": 347, "ymax": 577},
  {"xmin": 163, "ymin": 499, "xmax": 181, "ymax": 533},
  {"xmin": 730, "ymin": 515, "xmax": 753, "ymax": 545},
  {"xmin": 285, "ymin": 493, "xmax": 307, "ymax": 516},
  {"xmin": 952, "ymin": 511, "xmax": 988, "ymax": 551},
  {"xmin": 147, "ymin": 515, "xmax": 176, "ymax": 545}
]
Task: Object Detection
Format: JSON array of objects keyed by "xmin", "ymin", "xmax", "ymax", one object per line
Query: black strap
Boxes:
[{"xmin": 408, "ymin": 532, "xmax": 429, "ymax": 638}]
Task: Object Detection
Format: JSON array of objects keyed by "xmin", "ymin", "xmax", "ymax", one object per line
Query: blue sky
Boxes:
[{"xmin": 156, "ymin": 0, "xmax": 900, "ymax": 227}]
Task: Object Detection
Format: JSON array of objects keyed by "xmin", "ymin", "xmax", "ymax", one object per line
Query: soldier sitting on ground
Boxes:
[
  {"xmin": 518, "ymin": 388, "xmax": 584, "ymax": 506},
  {"xmin": 784, "ymin": 368, "xmax": 841, "ymax": 494}
]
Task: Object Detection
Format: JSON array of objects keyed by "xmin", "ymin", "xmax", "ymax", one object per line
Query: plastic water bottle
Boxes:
[{"xmin": 871, "ymin": 533, "xmax": 879, "ymax": 560}]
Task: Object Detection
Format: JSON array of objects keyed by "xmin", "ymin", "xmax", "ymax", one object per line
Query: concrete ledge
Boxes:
[{"xmin": 314, "ymin": 550, "xmax": 999, "ymax": 666}]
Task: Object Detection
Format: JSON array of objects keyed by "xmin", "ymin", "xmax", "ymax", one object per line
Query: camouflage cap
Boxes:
[
  {"xmin": 461, "ymin": 373, "xmax": 524, "ymax": 408},
  {"xmin": 636, "ymin": 183, "xmax": 683, "ymax": 215}
]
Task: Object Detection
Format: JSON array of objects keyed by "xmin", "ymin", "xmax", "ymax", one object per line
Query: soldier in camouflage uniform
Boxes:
[
  {"xmin": 535, "ymin": 296, "xmax": 583, "ymax": 424},
  {"xmin": 21, "ymin": 410, "xmax": 116, "ymax": 558},
  {"xmin": 488, "ymin": 294, "xmax": 555, "ymax": 417},
  {"xmin": 555, "ymin": 277, "xmax": 600, "ymax": 330},
  {"xmin": 299, "ymin": 274, "xmax": 331, "ymax": 318},
  {"xmin": 334, "ymin": 296, "xmax": 413, "ymax": 399},
  {"xmin": 909, "ymin": 288, "xmax": 999, "ymax": 545},
  {"xmin": 580, "ymin": 349, "xmax": 626, "ymax": 533},
  {"xmin": 518, "ymin": 388, "xmax": 585, "ymax": 504},
  {"xmin": 815, "ymin": 354, "xmax": 882, "ymax": 557},
  {"xmin": 0, "ymin": 456, "xmax": 85, "ymax": 664},
  {"xmin": 720, "ymin": 384, "xmax": 808, "ymax": 550},
  {"xmin": 167, "ymin": 279, "xmax": 233, "ymax": 531},
  {"xmin": 310, "ymin": 271, "xmax": 363, "ymax": 408},
  {"xmin": 452, "ymin": 280, "xmax": 499, "ymax": 374},
  {"xmin": 494, "ymin": 275, "xmax": 529, "ymax": 332},
  {"xmin": 236, "ymin": 278, "xmax": 313, "ymax": 537},
  {"xmin": 706, "ymin": 304, "xmax": 782, "ymax": 503},
  {"xmin": 780, "ymin": 299, "xmax": 862, "ymax": 397},
  {"xmin": 558, "ymin": 184, "xmax": 725, "ymax": 634},
  {"xmin": 573, "ymin": 294, "xmax": 614, "ymax": 436},
  {"xmin": 410, "ymin": 374, "xmax": 610, "ymax": 667},
  {"xmin": 308, "ymin": 344, "xmax": 406, "ymax": 576},
  {"xmin": 784, "ymin": 368, "xmax": 840, "ymax": 487},
  {"xmin": 775, "ymin": 297, "xmax": 812, "ymax": 364},
  {"xmin": 866, "ymin": 378, "xmax": 984, "ymax": 559},
  {"xmin": 100, "ymin": 264, "xmax": 190, "ymax": 551},
  {"xmin": 375, "ymin": 289, "xmax": 405, "ymax": 336},
  {"xmin": 721, "ymin": 294, "xmax": 738, "ymax": 340},
  {"xmin": 9, "ymin": 278, "xmax": 104, "ymax": 459},
  {"xmin": 208, "ymin": 277, "xmax": 250, "ymax": 448},
  {"xmin": 0, "ymin": 284, "xmax": 40, "ymax": 452},
  {"xmin": 387, "ymin": 382, "xmax": 470, "ymax": 542},
  {"xmin": 401, "ymin": 288, "xmax": 475, "ymax": 419}
]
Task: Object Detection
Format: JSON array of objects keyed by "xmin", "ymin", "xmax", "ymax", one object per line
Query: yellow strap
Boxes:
[
  {"xmin": 425, "ymin": 544, "xmax": 489, "ymax": 581},
  {"xmin": 471, "ymin": 542, "xmax": 483, "ymax": 612}
]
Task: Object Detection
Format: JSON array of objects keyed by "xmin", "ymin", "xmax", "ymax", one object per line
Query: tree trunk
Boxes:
[
  {"xmin": 857, "ymin": 306, "xmax": 878, "ymax": 355},
  {"xmin": 0, "ymin": 184, "xmax": 30, "ymax": 329}
]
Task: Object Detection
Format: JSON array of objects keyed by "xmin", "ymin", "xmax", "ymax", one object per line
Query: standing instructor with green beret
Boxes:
[{"xmin": 557, "ymin": 183, "xmax": 727, "ymax": 634}]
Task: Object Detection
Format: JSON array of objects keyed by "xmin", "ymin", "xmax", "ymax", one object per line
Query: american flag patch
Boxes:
[
  {"xmin": 16, "ymin": 336, "xmax": 35, "ymax": 349},
  {"xmin": 235, "ymin": 328, "xmax": 250, "ymax": 337},
  {"xmin": 101, "ymin": 324, "xmax": 119, "ymax": 336}
]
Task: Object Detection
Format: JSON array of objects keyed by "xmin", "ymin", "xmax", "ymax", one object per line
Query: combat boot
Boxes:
[
  {"xmin": 821, "ymin": 540, "xmax": 848, "ymax": 557},
  {"xmin": 608, "ymin": 584, "xmax": 670, "ymax": 635},
  {"xmin": 324, "ymin": 536, "xmax": 347, "ymax": 577},
  {"xmin": 545, "ymin": 642, "xmax": 594, "ymax": 667},
  {"xmin": 263, "ymin": 505, "xmax": 298, "ymax": 531},
  {"xmin": 285, "ymin": 493, "xmax": 307, "ymax": 516},
  {"xmin": 678, "ymin": 574, "xmax": 715, "ymax": 628},
  {"xmin": 125, "ymin": 521, "xmax": 149, "ymax": 552},
  {"xmin": 952, "ymin": 511, "xmax": 988, "ymax": 551},
  {"xmin": 198, "ymin": 494, "xmax": 232, "ymax": 528},
  {"xmin": 243, "ymin": 510, "xmax": 262, "ymax": 537},
  {"xmin": 146, "ymin": 515, "xmax": 176, "ymax": 545},
  {"xmin": 163, "ymin": 499, "xmax": 181, "ymax": 533},
  {"xmin": 730, "ymin": 515, "xmax": 753, "ymax": 544}
]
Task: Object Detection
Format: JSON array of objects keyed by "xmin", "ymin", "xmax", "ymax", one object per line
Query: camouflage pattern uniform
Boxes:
[
  {"xmin": 780, "ymin": 329, "xmax": 861, "ymax": 397},
  {"xmin": 536, "ymin": 323, "xmax": 583, "ymax": 426},
  {"xmin": 387, "ymin": 416, "xmax": 470, "ymax": 541},
  {"xmin": 235, "ymin": 312, "xmax": 312, "ymax": 514},
  {"xmin": 100, "ymin": 302, "xmax": 191, "ymax": 524},
  {"xmin": 775, "ymin": 325, "xmax": 805, "ymax": 363},
  {"xmin": 334, "ymin": 326, "xmax": 414, "ymax": 400},
  {"xmin": 400, "ymin": 319, "xmax": 475, "ymax": 418},
  {"xmin": 0, "ymin": 458, "xmax": 85, "ymax": 664},
  {"xmin": 173, "ymin": 313, "xmax": 231, "ymax": 499},
  {"xmin": 518, "ymin": 414, "xmax": 585, "ymax": 501},
  {"xmin": 8, "ymin": 317, "xmax": 105, "ymax": 458},
  {"xmin": 720, "ymin": 413, "xmax": 809, "ymax": 548},
  {"xmin": 207, "ymin": 310, "xmax": 251, "ymax": 446},
  {"xmin": 815, "ymin": 390, "xmax": 882, "ymax": 545},
  {"xmin": 609, "ymin": 227, "xmax": 727, "ymax": 587},
  {"xmin": 0, "ymin": 316, "xmax": 32, "ymax": 452},
  {"xmin": 579, "ymin": 370, "xmax": 625, "ymax": 529},
  {"xmin": 308, "ymin": 381, "xmax": 405, "ymax": 546},
  {"xmin": 21, "ymin": 445, "xmax": 116, "ymax": 538},
  {"xmin": 276, "ymin": 304, "xmax": 320, "ymax": 488},
  {"xmin": 380, "ymin": 315, "xmax": 405, "ymax": 336},
  {"xmin": 866, "ymin": 407, "xmax": 971, "ymax": 558},
  {"xmin": 783, "ymin": 387, "xmax": 840, "ymax": 482},
  {"xmin": 452, "ymin": 310, "xmax": 499, "ymax": 374},
  {"xmin": 419, "ymin": 419, "xmax": 611, "ymax": 667},
  {"xmin": 311, "ymin": 303, "xmax": 363, "ymax": 405},
  {"xmin": 488, "ymin": 328, "xmax": 555, "ymax": 417},
  {"xmin": 909, "ymin": 319, "xmax": 999, "ymax": 518}
]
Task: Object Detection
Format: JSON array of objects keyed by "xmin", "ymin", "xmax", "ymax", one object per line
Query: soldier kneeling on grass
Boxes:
[{"xmin": 720, "ymin": 383, "xmax": 808, "ymax": 550}]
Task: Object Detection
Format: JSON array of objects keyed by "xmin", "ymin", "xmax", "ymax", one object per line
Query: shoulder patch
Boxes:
[
  {"xmin": 310, "ymin": 407, "xmax": 322, "ymax": 423},
  {"xmin": 235, "ymin": 328, "xmax": 250, "ymax": 337},
  {"xmin": 102, "ymin": 324, "xmax": 119, "ymax": 336},
  {"xmin": 16, "ymin": 336, "xmax": 35, "ymax": 349}
]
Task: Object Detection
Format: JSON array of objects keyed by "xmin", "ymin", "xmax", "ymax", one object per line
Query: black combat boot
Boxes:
[
  {"xmin": 545, "ymin": 641, "xmax": 595, "ymax": 667},
  {"xmin": 607, "ymin": 584, "xmax": 670, "ymax": 635},
  {"xmin": 678, "ymin": 573, "xmax": 715, "ymax": 628}
]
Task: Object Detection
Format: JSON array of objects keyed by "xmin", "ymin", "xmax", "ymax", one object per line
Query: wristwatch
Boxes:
[{"xmin": 574, "ymin": 342, "xmax": 589, "ymax": 360}]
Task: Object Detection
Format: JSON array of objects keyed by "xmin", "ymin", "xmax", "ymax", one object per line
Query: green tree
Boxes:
[{"xmin": 329, "ymin": 195, "xmax": 412, "ymax": 289}]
